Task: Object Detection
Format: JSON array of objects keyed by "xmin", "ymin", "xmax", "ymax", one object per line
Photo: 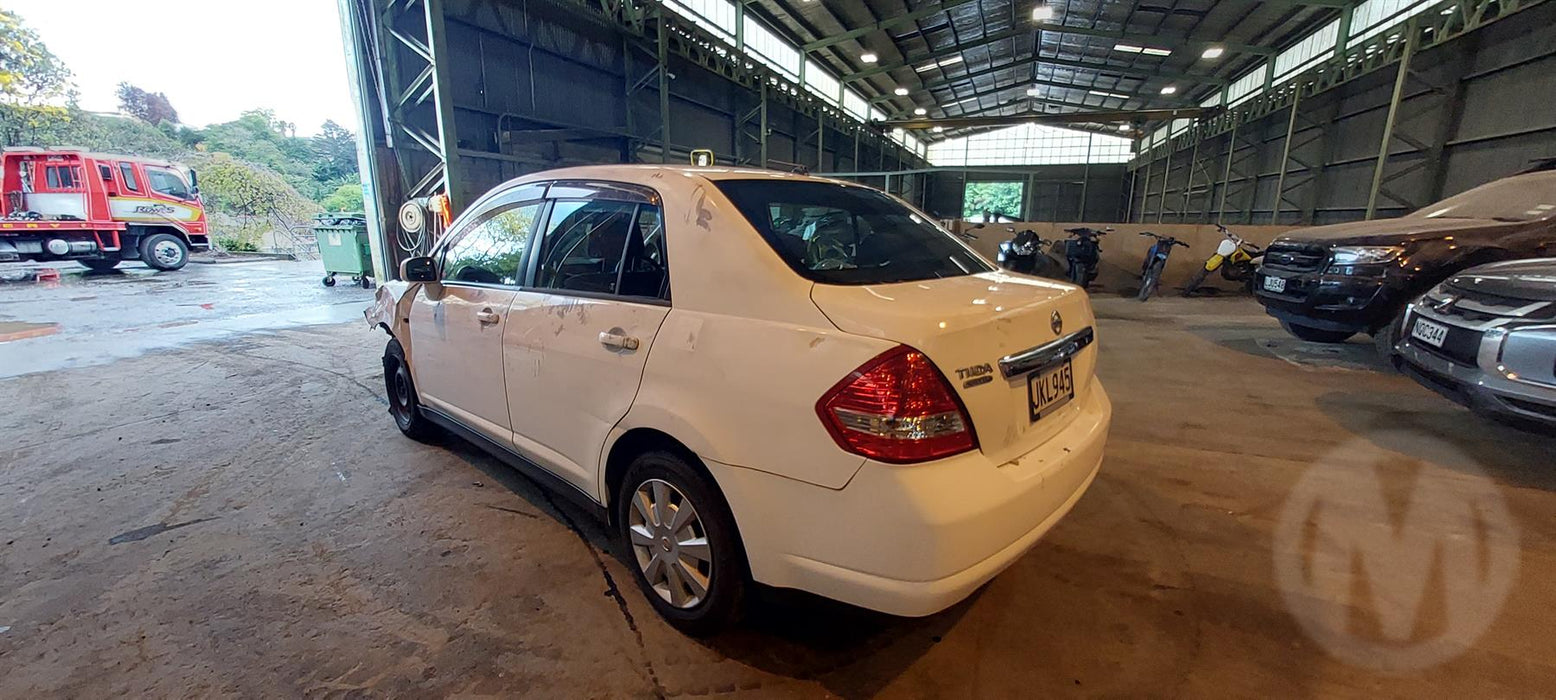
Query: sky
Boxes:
[{"xmin": 8, "ymin": 0, "xmax": 359, "ymax": 136}]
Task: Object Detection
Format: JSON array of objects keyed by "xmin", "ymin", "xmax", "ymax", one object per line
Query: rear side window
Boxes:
[
  {"xmin": 534, "ymin": 199, "xmax": 647, "ymax": 296},
  {"xmin": 441, "ymin": 202, "xmax": 543, "ymax": 286},
  {"xmin": 714, "ymin": 179, "xmax": 994, "ymax": 285},
  {"xmin": 44, "ymin": 165, "xmax": 81, "ymax": 190},
  {"xmin": 119, "ymin": 163, "xmax": 141, "ymax": 192}
]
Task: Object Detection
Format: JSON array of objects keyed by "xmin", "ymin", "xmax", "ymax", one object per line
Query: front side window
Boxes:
[
  {"xmin": 534, "ymin": 199, "xmax": 642, "ymax": 295},
  {"xmin": 147, "ymin": 167, "xmax": 192, "ymax": 200},
  {"xmin": 441, "ymin": 202, "xmax": 543, "ymax": 286},
  {"xmin": 119, "ymin": 163, "xmax": 141, "ymax": 192},
  {"xmin": 715, "ymin": 179, "xmax": 994, "ymax": 285}
]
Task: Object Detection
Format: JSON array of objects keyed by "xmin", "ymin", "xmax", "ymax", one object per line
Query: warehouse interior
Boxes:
[
  {"xmin": 5, "ymin": 0, "xmax": 1556, "ymax": 696},
  {"xmin": 339, "ymin": 0, "xmax": 1554, "ymax": 276}
]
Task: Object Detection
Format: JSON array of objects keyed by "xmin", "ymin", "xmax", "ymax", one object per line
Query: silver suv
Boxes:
[{"xmin": 1395, "ymin": 258, "xmax": 1556, "ymax": 429}]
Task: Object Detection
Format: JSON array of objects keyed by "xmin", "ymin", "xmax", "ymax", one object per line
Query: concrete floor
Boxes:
[{"xmin": 1, "ymin": 262, "xmax": 1554, "ymax": 697}]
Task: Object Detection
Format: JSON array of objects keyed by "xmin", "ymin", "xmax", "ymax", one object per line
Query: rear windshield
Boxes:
[
  {"xmin": 715, "ymin": 179, "xmax": 994, "ymax": 285},
  {"xmin": 1410, "ymin": 172, "xmax": 1556, "ymax": 222}
]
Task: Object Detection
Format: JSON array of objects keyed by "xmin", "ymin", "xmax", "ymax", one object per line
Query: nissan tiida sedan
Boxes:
[{"xmin": 366, "ymin": 166, "xmax": 1111, "ymax": 633}]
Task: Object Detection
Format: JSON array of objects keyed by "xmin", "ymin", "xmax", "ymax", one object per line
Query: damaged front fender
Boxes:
[{"xmin": 365, "ymin": 281, "xmax": 419, "ymax": 341}]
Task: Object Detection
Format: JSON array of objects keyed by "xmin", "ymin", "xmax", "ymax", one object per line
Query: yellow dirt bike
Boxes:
[{"xmin": 1182, "ymin": 225, "xmax": 1264, "ymax": 296}]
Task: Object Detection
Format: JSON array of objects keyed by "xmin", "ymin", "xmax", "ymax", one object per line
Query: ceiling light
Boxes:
[
  {"xmin": 1087, "ymin": 89, "xmax": 1130, "ymax": 100},
  {"xmin": 1201, "ymin": 46, "xmax": 1225, "ymax": 59},
  {"xmin": 1118, "ymin": 124, "xmax": 1132, "ymax": 132},
  {"xmin": 914, "ymin": 54, "xmax": 964, "ymax": 72},
  {"xmin": 861, "ymin": 52, "xmax": 878, "ymax": 64},
  {"xmin": 932, "ymin": 126, "xmax": 945, "ymax": 133},
  {"xmin": 1160, "ymin": 85, "xmax": 1177, "ymax": 95},
  {"xmin": 1142, "ymin": 47, "xmax": 1173, "ymax": 57},
  {"xmin": 914, "ymin": 107, "xmax": 927, "ymax": 115},
  {"xmin": 1113, "ymin": 43, "xmax": 1144, "ymax": 53},
  {"xmin": 1026, "ymin": 86, "xmax": 1042, "ymax": 96},
  {"xmin": 894, "ymin": 87, "xmax": 909, "ymax": 96},
  {"xmin": 1032, "ymin": 3, "xmax": 1054, "ymax": 21}
]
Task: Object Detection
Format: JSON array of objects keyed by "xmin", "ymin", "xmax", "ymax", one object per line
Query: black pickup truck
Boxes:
[{"xmin": 1254, "ymin": 170, "xmax": 1556, "ymax": 357}]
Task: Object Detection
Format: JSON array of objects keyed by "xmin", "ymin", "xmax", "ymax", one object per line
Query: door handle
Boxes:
[
  {"xmin": 599, "ymin": 330, "xmax": 640, "ymax": 351},
  {"xmin": 476, "ymin": 308, "xmax": 501, "ymax": 325}
]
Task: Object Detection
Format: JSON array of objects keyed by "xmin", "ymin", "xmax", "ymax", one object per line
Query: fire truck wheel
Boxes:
[
  {"xmin": 79, "ymin": 258, "xmax": 120, "ymax": 272},
  {"xmin": 139, "ymin": 233, "xmax": 189, "ymax": 271}
]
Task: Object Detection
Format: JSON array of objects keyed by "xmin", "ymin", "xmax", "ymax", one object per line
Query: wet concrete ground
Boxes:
[
  {"xmin": 0, "ymin": 259, "xmax": 372, "ymax": 379},
  {"xmin": 1, "ymin": 267, "xmax": 1553, "ymax": 697}
]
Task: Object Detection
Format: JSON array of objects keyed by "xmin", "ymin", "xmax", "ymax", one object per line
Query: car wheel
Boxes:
[
  {"xmin": 382, "ymin": 338, "xmax": 438, "ymax": 442},
  {"xmin": 1280, "ymin": 320, "xmax": 1355, "ymax": 344},
  {"xmin": 79, "ymin": 258, "xmax": 120, "ymax": 272},
  {"xmin": 139, "ymin": 233, "xmax": 189, "ymax": 271},
  {"xmin": 1372, "ymin": 308, "xmax": 1407, "ymax": 366},
  {"xmin": 617, "ymin": 451, "xmax": 746, "ymax": 635}
]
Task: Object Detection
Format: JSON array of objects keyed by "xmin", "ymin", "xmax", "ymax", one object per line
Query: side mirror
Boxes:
[{"xmin": 401, "ymin": 256, "xmax": 437, "ymax": 282}]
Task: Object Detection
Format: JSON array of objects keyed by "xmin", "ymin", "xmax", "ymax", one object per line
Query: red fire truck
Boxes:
[{"xmin": 1, "ymin": 148, "xmax": 210, "ymax": 271}]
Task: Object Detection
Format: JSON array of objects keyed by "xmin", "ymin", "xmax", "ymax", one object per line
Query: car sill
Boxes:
[{"xmin": 417, "ymin": 406, "xmax": 609, "ymax": 521}]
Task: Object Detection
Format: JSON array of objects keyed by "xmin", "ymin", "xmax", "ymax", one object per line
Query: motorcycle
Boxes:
[
  {"xmin": 1182, "ymin": 224, "xmax": 1264, "ymax": 296},
  {"xmin": 1136, "ymin": 231, "xmax": 1190, "ymax": 301},
  {"xmin": 995, "ymin": 227, "xmax": 1066, "ymax": 279},
  {"xmin": 1058, "ymin": 226, "xmax": 1110, "ymax": 289}
]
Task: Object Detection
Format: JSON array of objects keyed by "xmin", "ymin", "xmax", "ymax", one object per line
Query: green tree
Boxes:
[
  {"xmin": 0, "ymin": 9, "xmax": 75, "ymax": 146},
  {"xmin": 115, "ymin": 82, "xmax": 180, "ymax": 126},
  {"xmin": 320, "ymin": 182, "xmax": 364, "ymax": 212},
  {"xmin": 311, "ymin": 120, "xmax": 358, "ymax": 183},
  {"xmin": 963, "ymin": 181, "xmax": 1025, "ymax": 220}
]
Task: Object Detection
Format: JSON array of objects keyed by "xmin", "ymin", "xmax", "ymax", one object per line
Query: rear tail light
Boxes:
[{"xmin": 816, "ymin": 345, "xmax": 978, "ymax": 464}]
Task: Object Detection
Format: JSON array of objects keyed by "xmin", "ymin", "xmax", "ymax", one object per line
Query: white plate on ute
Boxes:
[
  {"xmin": 1262, "ymin": 275, "xmax": 1287, "ymax": 293},
  {"xmin": 1411, "ymin": 316, "xmax": 1449, "ymax": 347}
]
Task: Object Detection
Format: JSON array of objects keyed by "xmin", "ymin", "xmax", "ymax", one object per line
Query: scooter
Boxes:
[
  {"xmin": 1136, "ymin": 231, "xmax": 1190, "ymax": 301},
  {"xmin": 1059, "ymin": 226, "xmax": 1110, "ymax": 289},
  {"xmin": 1182, "ymin": 225, "xmax": 1264, "ymax": 296},
  {"xmin": 996, "ymin": 228, "xmax": 1066, "ymax": 279}
]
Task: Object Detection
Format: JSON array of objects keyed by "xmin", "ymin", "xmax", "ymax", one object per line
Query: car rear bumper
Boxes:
[{"xmin": 709, "ymin": 382, "xmax": 1110, "ymax": 617}]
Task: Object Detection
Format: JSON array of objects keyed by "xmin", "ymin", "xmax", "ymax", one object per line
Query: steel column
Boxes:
[
  {"xmin": 657, "ymin": 14, "xmax": 671, "ymax": 164},
  {"xmin": 1365, "ymin": 21, "xmax": 1417, "ymax": 219},
  {"xmin": 1156, "ymin": 143, "xmax": 1173, "ymax": 224},
  {"xmin": 1270, "ymin": 88, "xmax": 1303, "ymax": 224},
  {"xmin": 1216, "ymin": 121, "xmax": 1238, "ymax": 223}
]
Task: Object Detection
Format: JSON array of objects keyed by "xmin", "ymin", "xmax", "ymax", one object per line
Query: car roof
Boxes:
[{"xmin": 513, "ymin": 164, "xmax": 865, "ymax": 190}]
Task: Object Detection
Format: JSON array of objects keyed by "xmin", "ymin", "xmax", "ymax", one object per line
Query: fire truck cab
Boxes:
[{"xmin": 1, "ymin": 148, "xmax": 210, "ymax": 271}]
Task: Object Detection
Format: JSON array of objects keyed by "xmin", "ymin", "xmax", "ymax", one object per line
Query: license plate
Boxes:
[
  {"xmin": 1262, "ymin": 275, "xmax": 1288, "ymax": 293},
  {"xmin": 1411, "ymin": 316, "xmax": 1449, "ymax": 347},
  {"xmin": 1027, "ymin": 360, "xmax": 1075, "ymax": 422}
]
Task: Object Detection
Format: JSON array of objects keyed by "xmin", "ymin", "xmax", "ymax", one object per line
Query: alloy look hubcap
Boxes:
[{"xmin": 628, "ymin": 479, "xmax": 712, "ymax": 609}]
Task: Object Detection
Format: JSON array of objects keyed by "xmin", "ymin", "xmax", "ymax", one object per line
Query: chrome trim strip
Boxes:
[{"xmin": 998, "ymin": 326, "xmax": 1095, "ymax": 379}]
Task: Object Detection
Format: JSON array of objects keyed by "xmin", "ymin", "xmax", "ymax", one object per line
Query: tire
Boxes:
[
  {"xmin": 359, "ymin": 276, "xmax": 374, "ymax": 290},
  {"xmin": 1137, "ymin": 260, "xmax": 1165, "ymax": 301},
  {"xmin": 323, "ymin": 275, "xmax": 336, "ymax": 287},
  {"xmin": 1067, "ymin": 262, "xmax": 1088, "ymax": 287},
  {"xmin": 138, "ymin": 233, "xmax": 189, "ymax": 271},
  {"xmin": 1372, "ymin": 308, "xmax": 1407, "ymax": 366},
  {"xmin": 382, "ymin": 338, "xmax": 439, "ymax": 442},
  {"xmin": 1182, "ymin": 266, "xmax": 1212, "ymax": 297},
  {"xmin": 1280, "ymin": 320, "xmax": 1355, "ymax": 344},
  {"xmin": 617, "ymin": 451, "xmax": 746, "ymax": 635},
  {"xmin": 79, "ymin": 258, "xmax": 120, "ymax": 272}
]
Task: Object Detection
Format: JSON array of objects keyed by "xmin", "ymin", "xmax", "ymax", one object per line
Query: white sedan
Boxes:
[{"xmin": 367, "ymin": 165, "xmax": 1111, "ymax": 633}]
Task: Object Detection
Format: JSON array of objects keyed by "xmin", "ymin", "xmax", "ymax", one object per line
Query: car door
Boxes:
[
  {"xmin": 504, "ymin": 186, "xmax": 671, "ymax": 498},
  {"xmin": 409, "ymin": 188, "xmax": 546, "ymax": 442}
]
